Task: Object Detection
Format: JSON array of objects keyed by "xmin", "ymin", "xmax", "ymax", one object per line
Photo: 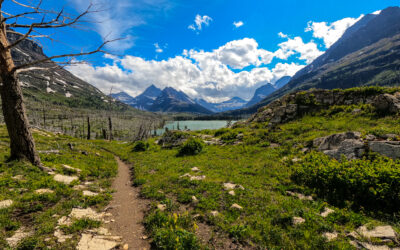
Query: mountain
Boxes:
[
  {"xmin": 112, "ymin": 85, "xmax": 162, "ymax": 110},
  {"xmin": 111, "ymin": 92, "xmax": 137, "ymax": 106},
  {"xmin": 246, "ymin": 83, "xmax": 276, "ymax": 107},
  {"xmin": 131, "ymin": 85, "xmax": 162, "ymax": 110},
  {"xmin": 149, "ymin": 87, "xmax": 213, "ymax": 114},
  {"xmin": 225, "ymin": 6, "xmax": 400, "ymax": 116},
  {"xmin": 197, "ymin": 97, "xmax": 247, "ymax": 113},
  {"xmin": 274, "ymin": 76, "xmax": 291, "ymax": 89},
  {"xmin": 7, "ymin": 31, "xmax": 133, "ymax": 112}
]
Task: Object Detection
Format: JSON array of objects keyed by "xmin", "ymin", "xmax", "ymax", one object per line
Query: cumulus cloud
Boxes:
[
  {"xmin": 188, "ymin": 15, "xmax": 213, "ymax": 31},
  {"xmin": 233, "ymin": 21, "xmax": 244, "ymax": 28},
  {"xmin": 67, "ymin": 0, "xmax": 173, "ymax": 51},
  {"xmin": 275, "ymin": 35, "xmax": 323, "ymax": 63},
  {"xmin": 68, "ymin": 38, "xmax": 305, "ymax": 102},
  {"xmin": 305, "ymin": 15, "xmax": 363, "ymax": 48}
]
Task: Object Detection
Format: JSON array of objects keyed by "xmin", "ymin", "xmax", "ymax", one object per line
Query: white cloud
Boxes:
[
  {"xmin": 68, "ymin": 38, "xmax": 304, "ymax": 102},
  {"xmin": 188, "ymin": 38, "xmax": 274, "ymax": 69},
  {"xmin": 275, "ymin": 35, "xmax": 324, "ymax": 63},
  {"xmin": 188, "ymin": 15, "xmax": 212, "ymax": 32},
  {"xmin": 67, "ymin": 0, "xmax": 173, "ymax": 51},
  {"xmin": 154, "ymin": 43, "xmax": 163, "ymax": 53},
  {"xmin": 233, "ymin": 21, "xmax": 244, "ymax": 28},
  {"xmin": 278, "ymin": 32, "xmax": 288, "ymax": 38},
  {"xmin": 305, "ymin": 15, "xmax": 364, "ymax": 48}
]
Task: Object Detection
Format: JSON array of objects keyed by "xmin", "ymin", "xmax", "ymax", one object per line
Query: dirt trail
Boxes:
[{"xmin": 106, "ymin": 157, "xmax": 150, "ymax": 250}]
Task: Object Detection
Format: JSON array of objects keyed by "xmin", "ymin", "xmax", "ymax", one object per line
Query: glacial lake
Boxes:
[{"xmin": 155, "ymin": 120, "xmax": 234, "ymax": 135}]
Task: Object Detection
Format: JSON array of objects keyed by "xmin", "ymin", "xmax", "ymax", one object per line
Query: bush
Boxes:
[
  {"xmin": 214, "ymin": 128, "xmax": 230, "ymax": 137},
  {"xmin": 178, "ymin": 137, "xmax": 203, "ymax": 156},
  {"xmin": 132, "ymin": 141, "xmax": 149, "ymax": 152},
  {"xmin": 291, "ymin": 152, "xmax": 400, "ymax": 213},
  {"xmin": 221, "ymin": 131, "xmax": 238, "ymax": 143}
]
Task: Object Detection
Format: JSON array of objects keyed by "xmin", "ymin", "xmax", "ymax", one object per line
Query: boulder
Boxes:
[
  {"xmin": 314, "ymin": 132, "xmax": 365, "ymax": 160},
  {"xmin": 0, "ymin": 200, "xmax": 13, "ymax": 209},
  {"xmin": 357, "ymin": 225, "xmax": 397, "ymax": 241},
  {"xmin": 293, "ymin": 217, "xmax": 305, "ymax": 225},
  {"xmin": 6, "ymin": 227, "xmax": 33, "ymax": 247},
  {"xmin": 372, "ymin": 93, "xmax": 400, "ymax": 114},
  {"xmin": 369, "ymin": 141, "xmax": 400, "ymax": 159}
]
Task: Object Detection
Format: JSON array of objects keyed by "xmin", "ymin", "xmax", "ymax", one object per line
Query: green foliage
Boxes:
[
  {"xmin": 61, "ymin": 218, "xmax": 101, "ymax": 234},
  {"xmin": 220, "ymin": 131, "xmax": 238, "ymax": 143},
  {"xmin": 214, "ymin": 128, "xmax": 230, "ymax": 137},
  {"xmin": 295, "ymin": 92, "xmax": 318, "ymax": 106},
  {"xmin": 178, "ymin": 137, "xmax": 204, "ymax": 156},
  {"xmin": 229, "ymin": 224, "xmax": 250, "ymax": 242},
  {"xmin": 145, "ymin": 211, "xmax": 200, "ymax": 250},
  {"xmin": 132, "ymin": 141, "xmax": 149, "ymax": 152},
  {"xmin": 292, "ymin": 152, "xmax": 400, "ymax": 213}
]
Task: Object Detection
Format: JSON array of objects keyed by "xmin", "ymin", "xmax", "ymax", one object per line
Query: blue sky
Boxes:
[{"xmin": 5, "ymin": 0, "xmax": 400, "ymax": 102}]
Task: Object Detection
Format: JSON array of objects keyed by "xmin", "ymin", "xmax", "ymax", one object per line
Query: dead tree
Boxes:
[
  {"xmin": 87, "ymin": 116, "xmax": 90, "ymax": 140},
  {"xmin": 0, "ymin": 1, "xmax": 112, "ymax": 167}
]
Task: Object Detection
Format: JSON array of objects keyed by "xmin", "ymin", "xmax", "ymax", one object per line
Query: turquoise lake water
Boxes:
[{"xmin": 155, "ymin": 120, "xmax": 233, "ymax": 135}]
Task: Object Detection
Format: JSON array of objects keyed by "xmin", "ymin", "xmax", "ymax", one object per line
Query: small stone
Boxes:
[
  {"xmin": 230, "ymin": 203, "xmax": 243, "ymax": 210},
  {"xmin": 77, "ymin": 234, "xmax": 120, "ymax": 250},
  {"xmin": 141, "ymin": 235, "xmax": 148, "ymax": 240},
  {"xmin": 321, "ymin": 207, "xmax": 335, "ymax": 218},
  {"xmin": 323, "ymin": 232, "xmax": 338, "ymax": 241},
  {"xmin": 95, "ymin": 153, "xmax": 101, "ymax": 157},
  {"xmin": 12, "ymin": 175, "xmax": 24, "ymax": 180},
  {"xmin": 228, "ymin": 190, "xmax": 235, "ymax": 196},
  {"xmin": 123, "ymin": 244, "xmax": 129, "ymax": 250},
  {"xmin": 190, "ymin": 175, "xmax": 205, "ymax": 181},
  {"xmin": 54, "ymin": 229, "xmax": 73, "ymax": 243},
  {"xmin": 269, "ymin": 143, "xmax": 280, "ymax": 148},
  {"xmin": 180, "ymin": 173, "xmax": 191, "ymax": 178},
  {"xmin": 210, "ymin": 211, "xmax": 219, "ymax": 217},
  {"xmin": 223, "ymin": 183, "xmax": 236, "ymax": 190},
  {"xmin": 70, "ymin": 208, "xmax": 105, "ymax": 221},
  {"xmin": 35, "ymin": 188, "xmax": 54, "ymax": 194},
  {"xmin": 357, "ymin": 225, "xmax": 397, "ymax": 241},
  {"xmin": 0, "ymin": 200, "xmax": 13, "ymax": 209},
  {"xmin": 191, "ymin": 196, "xmax": 198, "ymax": 203},
  {"xmin": 54, "ymin": 174, "xmax": 79, "ymax": 185},
  {"xmin": 366, "ymin": 134, "xmax": 376, "ymax": 141},
  {"xmin": 57, "ymin": 216, "xmax": 72, "ymax": 226},
  {"xmin": 62, "ymin": 164, "xmax": 82, "ymax": 173},
  {"xmin": 83, "ymin": 190, "xmax": 98, "ymax": 197},
  {"xmin": 73, "ymin": 185, "xmax": 87, "ymax": 190},
  {"xmin": 157, "ymin": 204, "xmax": 166, "ymax": 211},
  {"xmin": 6, "ymin": 227, "xmax": 33, "ymax": 247},
  {"xmin": 293, "ymin": 217, "xmax": 305, "ymax": 225},
  {"xmin": 191, "ymin": 167, "xmax": 200, "ymax": 172}
]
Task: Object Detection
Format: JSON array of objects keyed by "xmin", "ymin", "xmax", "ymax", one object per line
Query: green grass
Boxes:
[
  {"xmin": 99, "ymin": 102, "xmax": 400, "ymax": 249},
  {"xmin": 0, "ymin": 125, "xmax": 117, "ymax": 249}
]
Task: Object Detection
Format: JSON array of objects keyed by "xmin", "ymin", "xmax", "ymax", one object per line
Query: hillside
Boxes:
[
  {"xmin": 2, "ymin": 31, "xmax": 162, "ymax": 140},
  {"xmin": 97, "ymin": 86, "xmax": 400, "ymax": 249}
]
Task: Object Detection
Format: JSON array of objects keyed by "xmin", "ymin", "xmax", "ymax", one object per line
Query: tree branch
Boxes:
[{"xmin": 12, "ymin": 39, "xmax": 116, "ymax": 73}]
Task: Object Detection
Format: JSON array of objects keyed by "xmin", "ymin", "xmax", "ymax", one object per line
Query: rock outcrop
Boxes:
[
  {"xmin": 313, "ymin": 132, "xmax": 365, "ymax": 160},
  {"xmin": 313, "ymin": 132, "xmax": 400, "ymax": 160},
  {"xmin": 372, "ymin": 93, "xmax": 400, "ymax": 114},
  {"xmin": 247, "ymin": 89, "xmax": 400, "ymax": 126}
]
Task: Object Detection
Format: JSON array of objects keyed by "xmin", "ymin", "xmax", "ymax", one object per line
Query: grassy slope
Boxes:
[
  {"xmin": 100, "ymin": 102, "xmax": 400, "ymax": 249},
  {"xmin": 0, "ymin": 126, "xmax": 117, "ymax": 249}
]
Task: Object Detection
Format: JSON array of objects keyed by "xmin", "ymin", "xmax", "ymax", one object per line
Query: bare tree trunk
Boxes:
[
  {"xmin": 87, "ymin": 116, "xmax": 91, "ymax": 140},
  {"xmin": 0, "ymin": 17, "xmax": 40, "ymax": 166},
  {"xmin": 108, "ymin": 116, "xmax": 113, "ymax": 141}
]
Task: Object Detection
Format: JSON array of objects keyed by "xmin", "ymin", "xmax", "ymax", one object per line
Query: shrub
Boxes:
[
  {"xmin": 221, "ymin": 131, "xmax": 238, "ymax": 143},
  {"xmin": 214, "ymin": 128, "xmax": 230, "ymax": 137},
  {"xmin": 178, "ymin": 137, "xmax": 203, "ymax": 156},
  {"xmin": 132, "ymin": 141, "xmax": 149, "ymax": 152},
  {"xmin": 291, "ymin": 152, "xmax": 400, "ymax": 213},
  {"xmin": 158, "ymin": 130, "xmax": 189, "ymax": 148},
  {"xmin": 229, "ymin": 224, "xmax": 250, "ymax": 242}
]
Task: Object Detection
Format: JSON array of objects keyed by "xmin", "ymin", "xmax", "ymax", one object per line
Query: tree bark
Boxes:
[
  {"xmin": 0, "ymin": 15, "xmax": 41, "ymax": 166},
  {"xmin": 108, "ymin": 116, "xmax": 113, "ymax": 141},
  {"xmin": 87, "ymin": 116, "xmax": 91, "ymax": 140}
]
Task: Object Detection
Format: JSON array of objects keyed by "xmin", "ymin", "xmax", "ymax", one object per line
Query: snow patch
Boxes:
[
  {"xmin": 14, "ymin": 48, "xmax": 30, "ymax": 57},
  {"xmin": 65, "ymin": 92, "xmax": 72, "ymax": 98}
]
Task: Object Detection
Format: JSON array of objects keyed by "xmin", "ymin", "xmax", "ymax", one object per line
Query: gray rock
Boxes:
[
  {"xmin": 314, "ymin": 132, "xmax": 364, "ymax": 160},
  {"xmin": 369, "ymin": 141, "xmax": 400, "ymax": 159},
  {"xmin": 372, "ymin": 93, "xmax": 400, "ymax": 114}
]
